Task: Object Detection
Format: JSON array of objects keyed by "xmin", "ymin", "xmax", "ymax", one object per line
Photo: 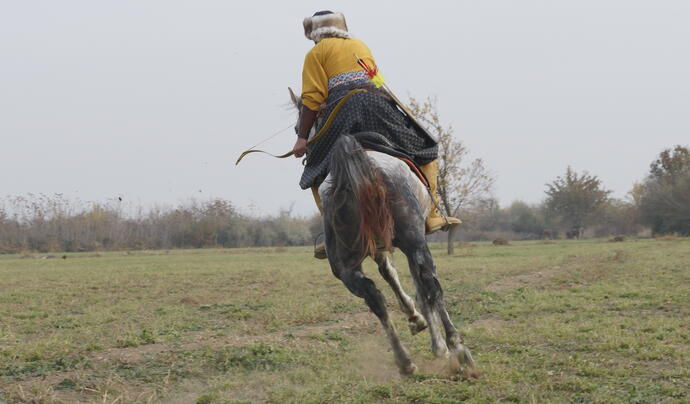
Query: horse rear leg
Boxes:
[
  {"xmin": 374, "ymin": 251, "xmax": 428, "ymax": 335},
  {"xmin": 404, "ymin": 245, "xmax": 475, "ymax": 369},
  {"xmin": 402, "ymin": 247, "xmax": 450, "ymax": 358},
  {"xmin": 339, "ymin": 265, "xmax": 417, "ymax": 375},
  {"xmin": 436, "ymin": 306, "xmax": 475, "ymax": 369}
]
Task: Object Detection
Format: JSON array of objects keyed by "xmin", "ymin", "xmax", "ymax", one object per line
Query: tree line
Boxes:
[
  {"xmin": 0, "ymin": 196, "xmax": 321, "ymax": 253},
  {"xmin": 2, "ymin": 142, "xmax": 686, "ymax": 255},
  {"xmin": 436, "ymin": 146, "xmax": 689, "ymax": 244},
  {"xmin": 2, "ymin": 98, "xmax": 688, "ymax": 254},
  {"xmin": 411, "ymin": 98, "xmax": 689, "ymax": 252}
]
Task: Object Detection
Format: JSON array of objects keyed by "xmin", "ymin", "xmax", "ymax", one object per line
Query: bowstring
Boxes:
[{"xmin": 245, "ymin": 121, "xmax": 298, "ymax": 151}]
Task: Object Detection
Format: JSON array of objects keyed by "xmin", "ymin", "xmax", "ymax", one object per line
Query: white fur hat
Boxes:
[{"xmin": 303, "ymin": 11, "xmax": 350, "ymax": 43}]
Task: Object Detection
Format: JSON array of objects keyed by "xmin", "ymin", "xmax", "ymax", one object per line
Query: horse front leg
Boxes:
[{"xmin": 374, "ymin": 251, "xmax": 428, "ymax": 335}]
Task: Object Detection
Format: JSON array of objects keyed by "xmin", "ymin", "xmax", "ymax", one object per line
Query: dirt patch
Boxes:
[
  {"xmin": 92, "ymin": 311, "xmax": 376, "ymax": 364},
  {"xmin": 1, "ymin": 371, "xmax": 157, "ymax": 404},
  {"xmin": 179, "ymin": 296, "xmax": 202, "ymax": 305},
  {"xmin": 2, "ymin": 310, "xmax": 378, "ymax": 403},
  {"xmin": 345, "ymin": 336, "xmax": 402, "ymax": 383},
  {"xmin": 349, "ymin": 332, "xmax": 472, "ymax": 383},
  {"xmin": 469, "ymin": 317, "xmax": 507, "ymax": 330},
  {"xmin": 486, "ymin": 268, "xmax": 562, "ymax": 292}
]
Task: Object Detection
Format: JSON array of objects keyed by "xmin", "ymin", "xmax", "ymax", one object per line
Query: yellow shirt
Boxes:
[{"xmin": 301, "ymin": 37, "xmax": 377, "ymax": 111}]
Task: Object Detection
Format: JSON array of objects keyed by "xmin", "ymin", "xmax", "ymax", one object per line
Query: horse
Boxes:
[{"xmin": 290, "ymin": 90, "xmax": 475, "ymax": 375}]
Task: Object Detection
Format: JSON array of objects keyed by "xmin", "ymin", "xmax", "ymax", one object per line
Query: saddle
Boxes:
[{"xmin": 353, "ymin": 132, "xmax": 430, "ymax": 188}]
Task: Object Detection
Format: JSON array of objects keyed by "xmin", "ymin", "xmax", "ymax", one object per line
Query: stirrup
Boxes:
[{"xmin": 314, "ymin": 243, "xmax": 327, "ymax": 259}]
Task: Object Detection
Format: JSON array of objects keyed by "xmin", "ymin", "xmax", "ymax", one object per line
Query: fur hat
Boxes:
[{"xmin": 303, "ymin": 11, "xmax": 350, "ymax": 43}]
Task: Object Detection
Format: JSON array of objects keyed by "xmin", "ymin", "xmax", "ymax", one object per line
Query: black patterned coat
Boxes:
[{"xmin": 299, "ymin": 87, "xmax": 438, "ymax": 190}]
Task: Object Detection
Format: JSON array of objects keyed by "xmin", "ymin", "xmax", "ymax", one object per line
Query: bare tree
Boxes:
[{"xmin": 409, "ymin": 97, "xmax": 495, "ymax": 254}]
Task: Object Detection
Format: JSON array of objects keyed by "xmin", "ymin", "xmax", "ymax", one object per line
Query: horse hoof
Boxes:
[
  {"xmin": 408, "ymin": 317, "xmax": 428, "ymax": 335},
  {"xmin": 445, "ymin": 345, "xmax": 476, "ymax": 376},
  {"xmin": 400, "ymin": 362, "xmax": 418, "ymax": 376},
  {"xmin": 454, "ymin": 345, "xmax": 475, "ymax": 367},
  {"xmin": 432, "ymin": 345, "xmax": 449, "ymax": 359}
]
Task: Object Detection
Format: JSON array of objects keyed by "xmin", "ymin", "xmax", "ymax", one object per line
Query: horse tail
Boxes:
[{"xmin": 327, "ymin": 135, "xmax": 394, "ymax": 259}]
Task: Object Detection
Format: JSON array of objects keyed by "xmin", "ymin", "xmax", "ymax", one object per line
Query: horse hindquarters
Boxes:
[
  {"xmin": 322, "ymin": 136, "xmax": 417, "ymax": 375},
  {"xmin": 321, "ymin": 208, "xmax": 417, "ymax": 374}
]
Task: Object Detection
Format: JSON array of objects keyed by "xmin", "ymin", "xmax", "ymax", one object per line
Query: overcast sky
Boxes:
[{"xmin": 2, "ymin": 1, "xmax": 688, "ymax": 215}]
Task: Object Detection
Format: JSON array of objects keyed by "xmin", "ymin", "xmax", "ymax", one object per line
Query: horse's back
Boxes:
[{"xmin": 319, "ymin": 151, "xmax": 431, "ymax": 218}]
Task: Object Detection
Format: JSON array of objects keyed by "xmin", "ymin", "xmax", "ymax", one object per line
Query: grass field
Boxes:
[{"xmin": 0, "ymin": 238, "xmax": 688, "ymax": 403}]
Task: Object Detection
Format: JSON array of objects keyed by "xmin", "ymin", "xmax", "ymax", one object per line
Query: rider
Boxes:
[{"xmin": 293, "ymin": 11, "xmax": 461, "ymax": 258}]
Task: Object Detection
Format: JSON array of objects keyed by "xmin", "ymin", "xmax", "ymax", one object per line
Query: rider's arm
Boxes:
[
  {"xmin": 297, "ymin": 105, "xmax": 317, "ymax": 140},
  {"xmin": 293, "ymin": 105, "xmax": 317, "ymax": 158},
  {"xmin": 294, "ymin": 44, "xmax": 326, "ymax": 158}
]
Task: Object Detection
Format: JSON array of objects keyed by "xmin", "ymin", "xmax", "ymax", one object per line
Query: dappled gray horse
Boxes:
[
  {"xmin": 290, "ymin": 91, "xmax": 474, "ymax": 375},
  {"xmin": 320, "ymin": 136, "xmax": 474, "ymax": 374}
]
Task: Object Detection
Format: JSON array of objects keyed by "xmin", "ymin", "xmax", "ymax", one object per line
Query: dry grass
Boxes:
[{"xmin": 1, "ymin": 238, "xmax": 689, "ymax": 403}]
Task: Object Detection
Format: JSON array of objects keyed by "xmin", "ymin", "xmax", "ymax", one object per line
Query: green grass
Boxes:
[{"xmin": 0, "ymin": 239, "xmax": 688, "ymax": 403}]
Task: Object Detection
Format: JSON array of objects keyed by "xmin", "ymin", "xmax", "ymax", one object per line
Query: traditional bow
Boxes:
[{"xmin": 235, "ymin": 88, "xmax": 369, "ymax": 165}]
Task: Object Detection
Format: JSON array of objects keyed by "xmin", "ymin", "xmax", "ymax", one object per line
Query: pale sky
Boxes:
[{"xmin": 2, "ymin": 1, "xmax": 689, "ymax": 215}]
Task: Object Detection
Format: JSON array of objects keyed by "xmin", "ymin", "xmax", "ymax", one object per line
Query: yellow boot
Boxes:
[
  {"xmin": 419, "ymin": 160, "xmax": 461, "ymax": 234},
  {"xmin": 311, "ymin": 186, "xmax": 328, "ymax": 259}
]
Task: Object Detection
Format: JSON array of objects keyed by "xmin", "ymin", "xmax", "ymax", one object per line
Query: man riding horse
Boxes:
[{"xmin": 293, "ymin": 11, "xmax": 460, "ymax": 258}]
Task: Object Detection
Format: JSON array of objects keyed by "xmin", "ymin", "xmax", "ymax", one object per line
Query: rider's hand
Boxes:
[{"xmin": 293, "ymin": 137, "xmax": 308, "ymax": 158}]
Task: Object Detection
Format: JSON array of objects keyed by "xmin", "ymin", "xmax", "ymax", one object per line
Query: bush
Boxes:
[{"xmin": 639, "ymin": 146, "xmax": 690, "ymax": 236}]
